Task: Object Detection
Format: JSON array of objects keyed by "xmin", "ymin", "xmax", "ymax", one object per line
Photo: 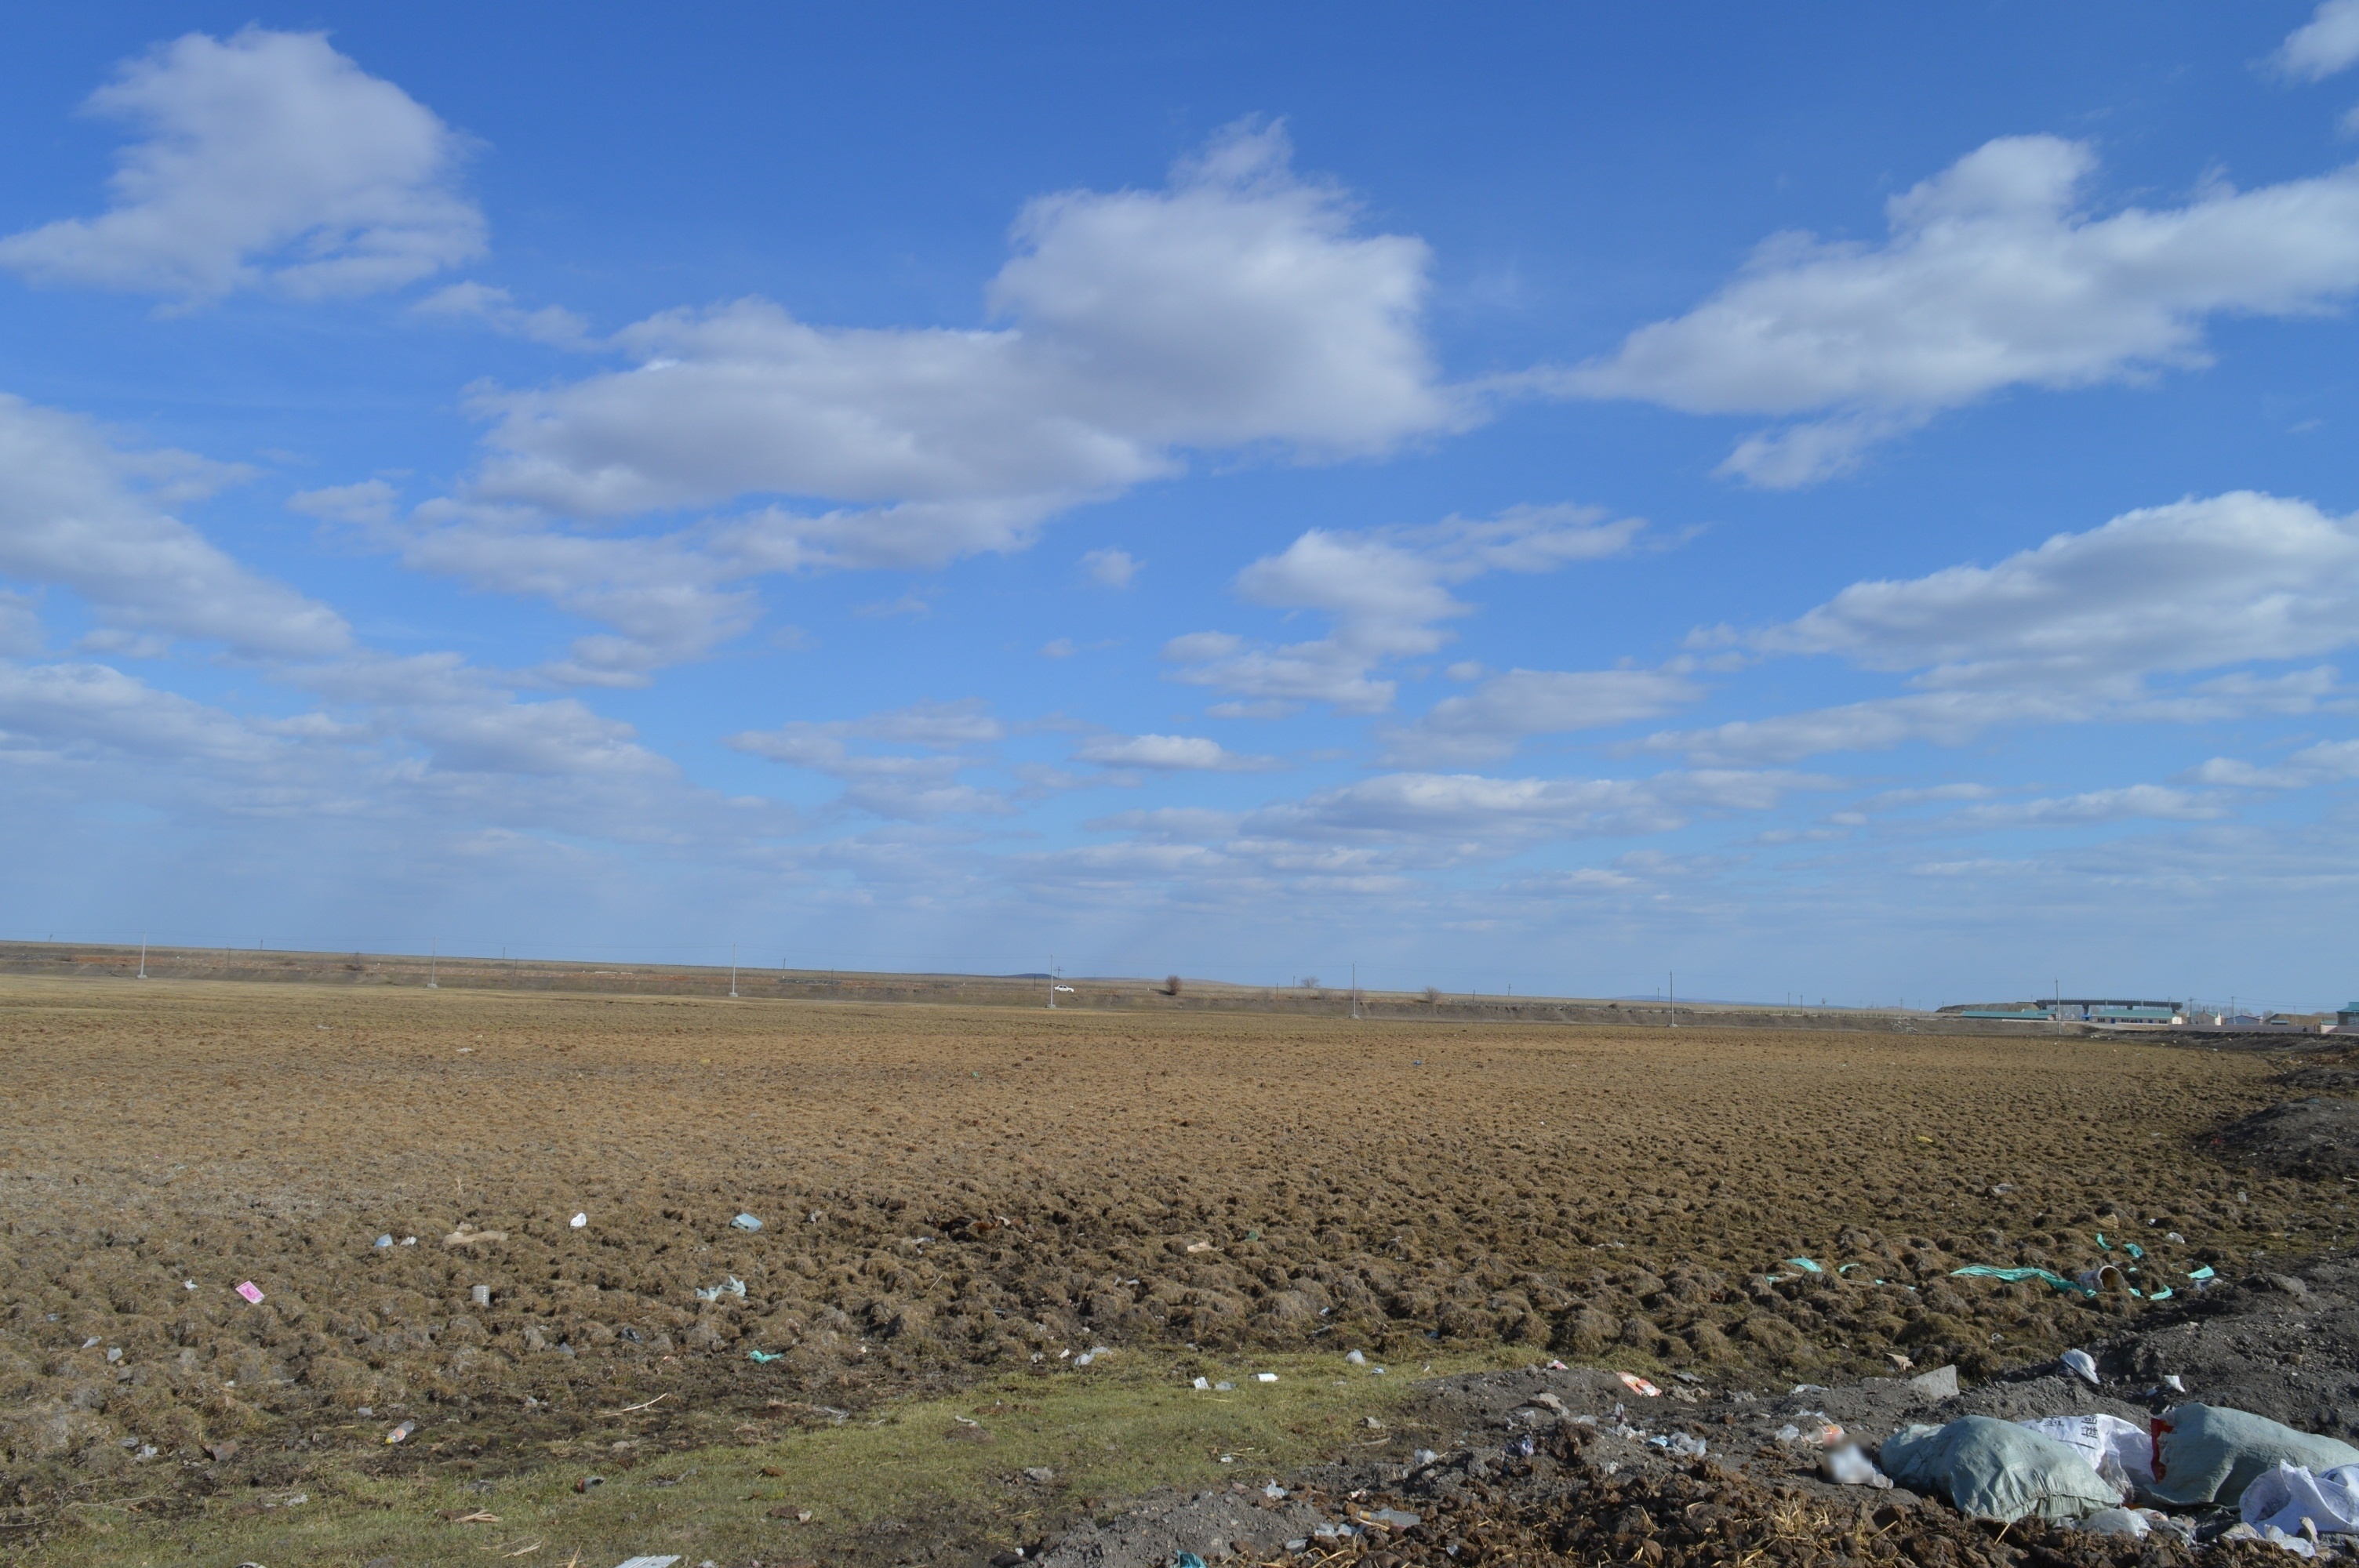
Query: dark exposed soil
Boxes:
[
  {"xmin": 0, "ymin": 976, "xmax": 2349, "ymax": 1555},
  {"xmin": 2212, "ymin": 1098, "xmax": 2359, "ymax": 1181}
]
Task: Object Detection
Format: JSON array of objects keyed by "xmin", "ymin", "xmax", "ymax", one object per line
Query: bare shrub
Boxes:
[
  {"xmin": 1165, "ymin": 975, "xmax": 1183, "ymax": 996},
  {"xmin": 1424, "ymin": 985, "xmax": 1441, "ymax": 1004}
]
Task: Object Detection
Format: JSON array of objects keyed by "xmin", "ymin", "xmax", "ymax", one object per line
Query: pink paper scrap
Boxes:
[{"xmin": 235, "ymin": 1281, "xmax": 265, "ymax": 1305}]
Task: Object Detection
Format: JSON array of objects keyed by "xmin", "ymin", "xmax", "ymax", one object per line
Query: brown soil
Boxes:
[{"xmin": 0, "ymin": 978, "xmax": 2336, "ymax": 1541}]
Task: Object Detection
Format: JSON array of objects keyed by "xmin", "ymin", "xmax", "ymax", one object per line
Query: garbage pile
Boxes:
[{"xmin": 1877, "ymin": 1398, "xmax": 2359, "ymax": 1553}]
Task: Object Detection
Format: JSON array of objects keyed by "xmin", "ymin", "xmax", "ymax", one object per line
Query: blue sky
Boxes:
[{"xmin": 5, "ymin": 4, "xmax": 2359, "ymax": 1008}]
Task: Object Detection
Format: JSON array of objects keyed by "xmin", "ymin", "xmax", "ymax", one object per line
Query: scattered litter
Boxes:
[
  {"xmin": 747, "ymin": 1349, "xmax": 783, "ymax": 1363},
  {"xmin": 1547, "ymin": 1359, "xmax": 1568, "ymax": 1370},
  {"xmin": 1345, "ymin": 1349, "xmax": 1367, "ymax": 1365},
  {"xmin": 2149, "ymin": 1287, "xmax": 2175, "ymax": 1301},
  {"xmin": 1191, "ymin": 1376, "xmax": 1210, "ymax": 1391},
  {"xmin": 611, "ymin": 1558, "xmax": 681, "ymax": 1568},
  {"xmin": 569, "ymin": 1213, "xmax": 587, "ymax": 1229},
  {"xmin": 235, "ymin": 1281, "xmax": 265, "ymax": 1305},
  {"xmin": 373, "ymin": 1234, "xmax": 393, "ymax": 1249},
  {"xmin": 1186, "ymin": 1241, "xmax": 1216, "ymax": 1254},
  {"xmin": 1218, "ymin": 1453, "xmax": 1235, "ymax": 1464},
  {"xmin": 1256, "ymin": 1372, "xmax": 1279, "ymax": 1383},
  {"xmin": 401, "ymin": 1236, "xmax": 416, "ymax": 1245},
  {"xmin": 573, "ymin": 1475, "xmax": 603, "ymax": 1493},
  {"xmin": 1880, "ymin": 1415, "xmax": 2121, "ymax": 1523},
  {"xmin": 1174, "ymin": 1554, "xmax": 1208, "ymax": 1568},
  {"xmin": 2190, "ymin": 1265, "xmax": 2216, "ymax": 1280},
  {"xmin": 386, "ymin": 1421, "xmax": 417, "ymax": 1444},
  {"xmin": 2061, "ymin": 1348, "xmax": 2099, "ymax": 1385},
  {"xmin": 1023, "ymin": 1467, "xmax": 1056, "ymax": 1483},
  {"xmin": 1652, "ymin": 1433, "xmax": 1709, "ymax": 1458},
  {"xmin": 1821, "ymin": 1444, "xmax": 1892, "ymax": 1489},
  {"xmin": 1215, "ymin": 1381, "xmax": 1234, "ymax": 1392},
  {"xmin": 1618, "ymin": 1372, "xmax": 1661, "ymax": 1397},
  {"xmin": 471, "ymin": 1285, "xmax": 492, "ymax": 1307},
  {"xmin": 2146, "ymin": 1404, "xmax": 2359, "ymax": 1507},
  {"xmin": 2165, "ymin": 1374, "xmax": 2188, "ymax": 1393},
  {"xmin": 2076, "ymin": 1507, "xmax": 2152, "ymax": 1539},
  {"xmin": 1505, "ymin": 1434, "xmax": 1537, "ymax": 1459},
  {"xmin": 693, "ymin": 1276, "xmax": 747, "ymax": 1303},
  {"xmin": 445, "ymin": 1225, "xmax": 507, "ymax": 1247},
  {"xmin": 184, "ymin": 1279, "xmax": 195, "ymax": 1289},
  {"xmin": 105, "ymin": 1347, "xmax": 122, "ymax": 1363},
  {"xmin": 1949, "ymin": 1264, "xmax": 2096, "ymax": 1299},
  {"xmin": 2168, "ymin": 1232, "xmax": 2186, "ymax": 1243},
  {"xmin": 82, "ymin": 1337, "xmax": 99, "ymax": 1349},
  {"xmin": 730, "ymin": 1212, "xmax": 762, "ymax": 1232},
  {"xmin": 1263, "ymin": 1481, "xmax": 1287, "ymax": 1500},
  {"xmin": 1359, "ymin": 1507, "xmax": 1423, "ymax": 1530},
  {"xmin": 2243, "ymin": 1461, "xmax": 2359, "ymax": 1538},
  {"xmin": 809, "ymin": 1211, "xmax": 824, "ymax": 1223}
]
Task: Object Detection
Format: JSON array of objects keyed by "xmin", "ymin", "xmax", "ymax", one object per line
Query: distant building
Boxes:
[
  {"xmin": 2340, "ymin": 1001, "xmax": 2359, "ymax": 1029},
  {"xmin": 1943, "ymin": 998, "xmax": 2183, "ymax": 1024}
]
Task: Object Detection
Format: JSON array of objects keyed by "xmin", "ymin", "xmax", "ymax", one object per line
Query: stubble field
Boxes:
[{"xmin": 0, "ymin": 977, "xmax": 2332, "ymax": 1554}]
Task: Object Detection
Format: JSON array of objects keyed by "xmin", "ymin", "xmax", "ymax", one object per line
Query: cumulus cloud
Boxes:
[
  {"xmin": 2189, "ymin": 737, "xmax": 2359, "ymax": 789},
  {"xmin": 1947, "ymin": 784, "xmax": 2223, "ymax": 828},
  {"xmin": 1648, "ymin": 492, "xmax": 2359, "ymax": 763},
  {"xmin": 1081, "ymin": 547, "xmax": 1140, "ymax": 588},
  {"xmin": 1382, "ymin": 667, "xmax": 1704, "ymax": 763},
  {"xmin": 0, "ymin": 659, "xmax": 278, "ymax": 764},
  {"xmin": 725, "ymin": 699, "xmax": 1010, "ymax": 819},
  {"xmin": 463, "ymin": 122, "xmax": 1455, "ymax": 538},
  {"xmin": 412, "ymin": 281, "xmax": 593, "ymax": 348},
  {"xmin": 1233, "ymin": 766, "xmax": 1828, "ymax": 853},
  {"xmin": 1559, "ymin": 137, "xmax": 2359, "ymax": 484},
  {"xmin": 1074, "ymin": 733, "xmax": 1275, "ymax": 771},
  {"xmin": 339, "ymin": 122, "xmax": 1472, "ymax": 679},
  {"xmin": 0, "ymin": 394, "xmax": 350, "ymax": 658},
  {"xmin": 2281, "ymin": 0, "xmax": 2359, "ymax": 81},
  {"xmin": 0, "ymin": 27, "xmax": 482, "ymax": 303},
  {"xmin": 1166, "ymin": 503, "xmax": 1644, "ymax": 713}
]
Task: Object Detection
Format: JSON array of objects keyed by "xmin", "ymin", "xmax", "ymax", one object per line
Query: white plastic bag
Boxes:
[
  {"xmin": 2018, "ymin": 1414, "xmax": 2154, "ymax": 1501},
  {"xmin": 2242, "ymin": 1462, "xmax": 2359, "ymax": 1538}
]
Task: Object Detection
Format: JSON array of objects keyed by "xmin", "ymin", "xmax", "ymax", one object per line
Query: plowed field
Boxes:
[{"xmin": 0, "ymin": 978, "xmax": 2328, "ymax": 1527}]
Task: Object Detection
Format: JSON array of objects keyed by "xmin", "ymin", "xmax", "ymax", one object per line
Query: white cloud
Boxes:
[
  {"xmin": 382, "ymin": 501, "xmax": 758, "ymax": 686},
  {"xmin": 288, "ymin": 478, "xmax": 398, "ymax": 525},
  {"xmin": 2190, "ymin": 738, "xmax": 2359, "ymax": 789},
  {"xmin": 1074, "ymin": 733, "xmax": 1275, "ymax": 771},
  {"xmin": 2281, "ymin": 0, "xmax": 2359, "ymax": 81},
  {"xmin": 1948, "ymin": 785, "xmax": 2223, "ymax": 828},
  {"xmin": 413, "ymin": 281, "xmax": 592, "ymax": 348},
  {"xmin": 1041, "ymin": 638, "xmax": 1076, "ymax": 659},
  {"xmin": 724, "ymin": 699, "xmax": 1009, "ymax": 819},
  {"xmin": 1382, "ymin": 667, "xmax": 1704, "ymax": 762},
  {"xmin": 1764, "ymin": 492, "xmax": 2359, "ymax": 684},
  {"xmin": 1235, "ymin": 766, "xmax": 1826, "ymax": 851},
  {"xmin": 458, "ymin": 122, "xmax": 1457, "ymax": 556},
  {"xmin": 1166, "ymin": 503, "xmax": 1643, "ymax": 713},
  {"xmin": 1081, "ymin": 547, "xmax": 1140, "ymax": 588},
  {"xmin": 0, "ymin": 394, "xmax": 350, "ymax": 658},
  {"xmin": 0, "ymin": 27, "xmax": 482, "ymax": 303},
  {"xmin": 1648, "ymin": 492, "xmax": 2359, "ymax": 763},
  {"xmin": 0, "ymin": 659, "xmax": 277, "ymax": 764},
  {"xmin": 1560, "ymin": 137, "xmax": 2359, "ymax": 484}
]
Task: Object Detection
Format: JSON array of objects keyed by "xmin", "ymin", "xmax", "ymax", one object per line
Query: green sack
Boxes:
[
  {"xmin": 1880, "ymin": 1417, "xmax": 2121, "ymax": 1523},
  {"xmin": 2147, "ymin": 1404, "xmax": 2359, "ymax": 1507}
]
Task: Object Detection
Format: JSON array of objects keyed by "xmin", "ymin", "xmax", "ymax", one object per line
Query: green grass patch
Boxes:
[{"xmin": 25, "ymin": 1345, "xmax": 1535, "ymax": 1567}]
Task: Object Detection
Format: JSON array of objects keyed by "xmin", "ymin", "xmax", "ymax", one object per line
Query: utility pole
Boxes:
[
  {"xmin": 729, "ymin": 943, "xmax": 739, "ymax": 999},
  {"xmin": 1668, "ymin": 971, "xmax": 1674, "ymax": 1007},
  {"xmin": 428, "ymin": 939, "xmax": 438, "ymax": 989},
  {"xmin": 1350, "ymin": 961, "xmax": 1360, "ymax": 1020},
  {"xmin": 1047, "ymin": 956, "xmax": 1056, "ymax": 1009},
  {"xmin": 137, "ymin": 934, "xmax": 147, "ymax": 981}
]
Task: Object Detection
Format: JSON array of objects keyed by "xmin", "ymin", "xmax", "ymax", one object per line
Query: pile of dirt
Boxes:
[{"xmin": 2211, "ymin": 1098, "xmax": 2359, "ymax": 1180}]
